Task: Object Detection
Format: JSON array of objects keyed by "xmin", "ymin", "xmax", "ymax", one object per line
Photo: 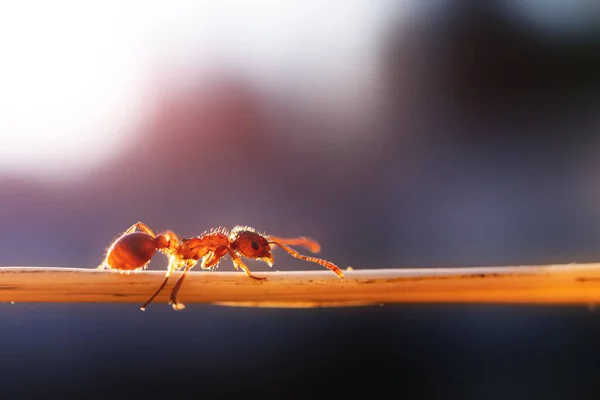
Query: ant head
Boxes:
[{"xmin": 230, "ymin": 228, "xmax": 274, "ymax": 266}]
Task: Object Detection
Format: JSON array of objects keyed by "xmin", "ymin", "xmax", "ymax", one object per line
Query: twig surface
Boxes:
[{"xmin": 1, "ymin": 264, "xmax": 600, "ymax": 308}]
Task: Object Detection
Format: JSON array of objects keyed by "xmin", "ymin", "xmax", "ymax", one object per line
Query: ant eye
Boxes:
[{"xmin": 232, "ymin": 231, "xmax": 271, "ymax": 259}]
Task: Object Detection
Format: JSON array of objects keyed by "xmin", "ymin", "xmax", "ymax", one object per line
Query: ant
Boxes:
[{"xmin": 98, "ymin": 222, "xmax": 344, "ymax": 311}]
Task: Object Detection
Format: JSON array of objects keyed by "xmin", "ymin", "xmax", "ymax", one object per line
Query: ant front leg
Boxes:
[{"xmin": 227, "ymin": 249, "xmax": 267, "ymax": 281}]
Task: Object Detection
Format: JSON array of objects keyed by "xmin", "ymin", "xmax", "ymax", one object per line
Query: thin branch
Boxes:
[{"xmin": 0, "ymin": 264, "xmax": 599, "ymax": 308}]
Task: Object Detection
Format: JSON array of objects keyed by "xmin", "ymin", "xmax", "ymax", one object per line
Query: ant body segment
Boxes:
[
  {"xmin": 98, "ymin": 222, "xmax": 181, "ymax": 273},
  {"xmin": 98, "ymin": 222, "xmax": 344, "ymax": 311}
]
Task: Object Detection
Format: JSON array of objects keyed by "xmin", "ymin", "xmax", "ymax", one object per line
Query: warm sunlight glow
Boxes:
[
  {"xmin": 0, "ymin": 0, "xmax": 399, "ymax": 179},
  {"xmin": 0, "ymin": 1, "xmax": 151, "ymax": 178}
]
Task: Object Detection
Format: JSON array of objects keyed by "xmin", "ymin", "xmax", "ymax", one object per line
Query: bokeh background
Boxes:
[{"xmin": 1, "ymin": 0, "xmax": 600, "ymax": 398}]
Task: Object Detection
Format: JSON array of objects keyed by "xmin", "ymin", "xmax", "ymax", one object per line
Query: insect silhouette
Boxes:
[{"xmin": 98, "ymin": 222, "xmax": 344, "ymax": 311}]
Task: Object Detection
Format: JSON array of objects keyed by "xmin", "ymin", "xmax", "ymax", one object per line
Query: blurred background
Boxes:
[{"xmin": 0, "ymin": 0, "xmax": 600, "ymax": 398}]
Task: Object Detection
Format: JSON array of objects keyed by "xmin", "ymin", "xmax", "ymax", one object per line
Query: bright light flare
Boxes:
[
  {"xmin": 0, "ymin": 1, "xmax": 152, "ymax": 178},
  {"xmin": 0, "ymin": 0, "xmax": 404, "ymax": 179}
]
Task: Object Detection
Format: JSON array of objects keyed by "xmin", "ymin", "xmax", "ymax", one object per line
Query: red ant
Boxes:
[{"xmin": 98, "ymin": 222, "xmax": 344, "ymax": 311}]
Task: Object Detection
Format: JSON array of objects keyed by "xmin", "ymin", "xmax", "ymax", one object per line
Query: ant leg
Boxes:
[
  {"xmin": 140, "ymin": 256, "xmax": 184, "ymax": 311},
  {"xmin": 140, "ymin": 232, "xmax": 186, "ymax": 310},
  {"xmin": 267, "ymin": 236, "xmax": 321, "ymax": 253},
  {"xmin": 169, "ymin": 251, "xmax": 225, "ymax": 310},
  {"xmin": 169, "ymin": 262, "xmax": 197, "ymax": 311},
  {"xmin": 227, "ymin": 249, "xmax": 267, "ymax": 281},
  {"xmin": 125, "ymin": 221, "xmax": 156, "ymax": 236},
  {"xmin": 269, "ymin": 240, "xmax": 344, "ymax": 278},
  {"xmin": 140, "ymin": 272, "xmax": 171, "ymax": 311},
  {"xmin": 201, "ymin": 247, "xmax": 227, "ymax": 270}
]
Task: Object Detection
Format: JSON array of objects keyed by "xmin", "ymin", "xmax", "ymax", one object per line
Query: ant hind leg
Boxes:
[
  {"xmin": 169, "ymin": 263, "xmax": 196, "ymax": 311},
  {"xmin": 125, "ymin": 221, "xmax": 156, "ymax": 236},
  {"xmin": 141, "ymin": 256, "xmax": 184, "ymax": 311}
]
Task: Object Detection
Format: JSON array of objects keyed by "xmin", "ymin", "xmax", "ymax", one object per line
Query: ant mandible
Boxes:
[{"xmin": 98, "ymin": 222, "xmax": 344, "ymax": 311}]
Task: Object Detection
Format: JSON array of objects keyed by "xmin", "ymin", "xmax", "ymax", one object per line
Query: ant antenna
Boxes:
[
  {"xmin": 267, "ymin": 236, "xmax": 321, "ymax": 253},
  {"xmin": 268, "ymin": 240, "xmax": 344, "ymax": 278}
]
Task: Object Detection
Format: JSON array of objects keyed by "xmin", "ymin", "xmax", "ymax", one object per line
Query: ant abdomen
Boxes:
[{"xmin": 107, "ymin": 232, "xmax": 158, "ymax": 271}]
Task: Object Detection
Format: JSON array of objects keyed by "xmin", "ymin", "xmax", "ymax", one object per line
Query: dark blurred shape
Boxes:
[{"xmin": 385, "ymin": 0, "xmax": 600, "ymax": 139}]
